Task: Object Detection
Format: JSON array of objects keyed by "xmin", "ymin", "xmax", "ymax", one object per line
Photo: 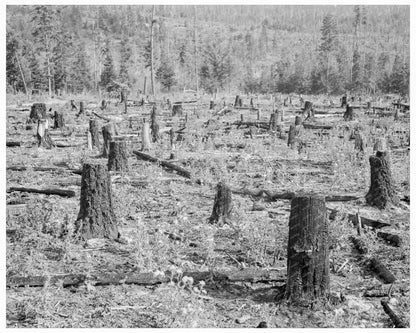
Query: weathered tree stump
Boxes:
[
  {"xmin": 341, "ymin": 95, "xmax": 347, "ymax": 108},
  {"xmin": 365, "ymin": 151, "xmax": 398, "ymax": 209},
  {"xmin": 285, "ymin": 195, "xmax": 329, "ymax": 303},
  {"xmin": 141, "ymin": 120, "xmax": 152, "ymax": 151},
  {"xmin": 343, "ymin": 104, "xmax": 354, "ymax": 121},
  {"xmin": 238, "ymin": 97, "xmax": 243, "ymax": 107},
  {"xmin": 394, "ymin": 108, "xmax": 400, "ymax": 121},
  {"xmin": 89, "ymin": 119, "xmax": 101, "ymax": 150},
  {"xmin": 172, "ymin": 103, "xmax": 183, "ymax": 116},
  {"xmin": 53, "ymin": 111, "xmax": 65, "ymax": 129},
  {"xmin": 37, "ymin": 119, "xmax": 54, "ymax": 148},
  {"xmin": 295, "ymin": 115, "xmax": 303, "ymax": 125},
  {"xmin": 108, "ymin": 140, "xmax": 129, "ymax": 172},
  {"xmin": 209, "ymin": 100, "xmax": 214, "ymax": 110},
  {"xmin": 209, "ymin": 182, "xmax": 232, "ymax": 226},
  {"xmin": 150, "ymin": 105, "xmax": 159, "ymax": 142},
  {"xmin": 102, "ymin": 123, "xmax": 117, "ymax": 157},
  {"xmin": 30, "ymin": 103, "xmax": 46, "ymax": 121},
  {"xmin": 354, "ymin": 132, "xmax": 365, "ymax": 152},
  {"xmin": 288, "ymin": 124, "xmax": 301, "ymax": 148},
  {"xmin": 70, "ymin": 100, "xmax": 78, "ymax": 111},
  {"xmin": 74, "ymin": 162, "xmax": 119, "ymax": 241},
  {"xmin": 78, "ymin": 101, "xmax": 85, "ymax": 116},
  {"xmin": 234, "ymin": 95, "xmax": 240, "ymax": 107},
  {"xmin": 269, "ymin": 112, "xmax": 281, "ymax": 131}
]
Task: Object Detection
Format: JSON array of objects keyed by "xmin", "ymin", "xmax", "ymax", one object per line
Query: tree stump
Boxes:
[
  {"xmin": 288, "ymin": 124, "xmax": 301, "ymax": 148},
  {"xmin": 150, "ymin": 105, "xmax": 159, "ymax": 142},
  {"xmin": 269, "ymin": 112, "xmax": 279, "ymax": 131},
  {"xmin": 394, "ymin": 108, "xmax": 400, "ymax": 121},
  {"xmin": 37, "ymin": 119, "xmax": 54, "ymax": 148},
  {"xmin": 295, "ymin": 115, "xmax": 303, "ymax": 126},
  {"xmin": 77, "ymin": 101, "xmax": 85, "ymax": 117},
  {"xmin": 354, "ymin": 132, "xmax": 365, "ymax": 152},
  {"xmin": 87, "ymin": 131, "xmax": 93, "ymax": 150},
  {"xmin": 365, "ymin": 151, "xmax": 398, "ymax": 209},
  {"xmin": 341, "ymin": 95, "xmax": 347, "ymax": 108},
  {"xmin": 70, "ymin": 100, "xmax": 78, "ymax": 111},
  {"xmin": 53, "ymin": 111, "xmax": 65, "ymax": 129},
  {"xmin": 238, "ymin": 97, "xmax": 243, "ymax": 107},
  {"xmin": 343, "ymin": 104, "xmax": 354, "ymax": 121},
  {"xmin": 74, "ymin": 162, "xmax": 119, "ymax": 241},
  {"xmin": 209, "ymin": 100, "xmax": 214, "ymax": 110},
  {"xmin": 209, "ymin": 182, "xmax": 232, "ymax": 226},
  {"xmin": 234, "ymin": 95, "xmax": 240, "ymax": 107},
  {"xmin": 141, "ymin": 120, "xmax": 152, "ymax": 151},
  {"xmin": 30, "ymin": 103, "xmax": 46, "ymax": 121},
  {"xmin": 108, "ymin": 140, "xmax": 129, "ymax": 172},
  {"xmin": 285, "ymin": 195, "xmax": 329, "ymax": 303},
  {"xmin": 172, "ymin": 103, "xmax": 183, "ymax": 116},
  {"xmin": 89, "ymin": 119, "xmax": 101, "ymax": 150},
  {"xmin": 102, "ymin": 123, "xmax": 117, "ymax": 157},
  {"xmin": 101, "ymin": 100, "xmax": 107, "ymax": 110}
]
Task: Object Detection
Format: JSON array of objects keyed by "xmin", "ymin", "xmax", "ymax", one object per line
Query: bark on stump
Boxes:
[
  {"xmin": 354, "ymin": 132, "xmax": 365, "ymax": 152},
  {"xmin": 209, "ymin": 100, "xmax": 214, "ymax": 110},
  {"xmin": 102, "ymin": 123, "xmax": 117, "ymax": 157},
  {"xmin": 150, "ymin": 105, "xmax": 160, "ymax": 142},
  {"xmin": 295, "ymin": 115, "xmax": 303, "ymax": 126},
  {"xmin": 108, "ymin": 140, "xmax": 129, "ymax": 172},
  {"xmin": 30, "ymin": 103, "xmax": 46, "ymax": 121},
  {"xmin": 74, "ymin": 162, "xmax": 119, "ymax": 241},
  {"xmin": 77, "ymin": 101, "xmax": 85, "ymax": 117},
  {"xmin": 285, "ymin": 195, "xmax": 329, "ymax": 303},
  {"xmin": 37, "ymin": 119, "xmax": 54, "ymax": 148},
  {"xmin": 288, "ymin": 124, "xmax": 301, "ymax": 148},
  {"xmin": 141, "ymin": 121, "xmax": 152, "ymax": 151},
  {"xmin": 53, "ymin": 111, "xmax": 65, "ymax": 129},
  {"xmin": 343, "ymin": 104, "xmax": 354, "ymax": 121},
  {"xmin": 365, "ymin": 151, "xmax": 398, "ymax": 209},
  {"xmin": 89, "ymin": 119, "xmax": 101, "ymax": 150},
  {"xmin": 172, "ymin": 103, "xmax": 183, "ymax": 116},
  {"xmin": 209, "ymin": 182, "xmax": 232, "ymax": 226},
  {"xmin": 234, "ymin": 95, "xmax": 240, "ymax": 107},
  {"xmin": 269, "ymin": 112, "xmax": 281, "ymax": 132}
]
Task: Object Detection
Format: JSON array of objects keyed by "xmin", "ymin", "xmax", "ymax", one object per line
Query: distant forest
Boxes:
[{"xmin": 6, "ymin": 5, "xmax": 410, "ymax": 97}]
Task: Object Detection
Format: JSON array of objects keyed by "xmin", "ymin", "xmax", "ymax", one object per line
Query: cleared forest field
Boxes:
[{"xmin": 6, "ymin": 93, "xmax": 410, "ymax": 328}]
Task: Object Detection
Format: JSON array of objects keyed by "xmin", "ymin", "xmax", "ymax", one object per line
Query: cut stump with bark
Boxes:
[
  {"xmin": 102, "ymin": 123, "xmax": 117, "ymax": 157},
  {"xmin": 150, "ymin": 105, "xmax": 160, "ymax": 142},
  {"xmin": 89, "ymin": 119, "xmax": 101, "ymax": 150},
  {"xmin": 30, "ymin": 103, "xmax": 46, "ymax": 121},
  {"xmin": 74, "ymin": 162, "xmax": 119, "ymax": 241},
  {"xmin": 53, "ymin": 111, "xmax": 65, "ymax": 129},
  {"xmin": 108, "ymin": 140, "xmax": 129, "ymax": 172},
  {"xmin": 285, "ymin": 195, "xmax": 329, "ymax": 303},
  {"xmin": 37, "ymin": 119, "xmax": 54, "ymax": 148},
  {"xmin": 343, "ymin": 104, "xmax": 354, "ymax": 121},
  {"xmin": 209, "ymin": 182, "xmax": 233, "ymax": 226},
  {"xmin": 365, "ymin": 151, "xmax": 398, "ymax": 209}
]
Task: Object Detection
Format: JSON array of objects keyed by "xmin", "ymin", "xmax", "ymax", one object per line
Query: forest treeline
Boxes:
[{"xmin": 6, "ymin": 5, "xmax": 410, "ymax": 97}]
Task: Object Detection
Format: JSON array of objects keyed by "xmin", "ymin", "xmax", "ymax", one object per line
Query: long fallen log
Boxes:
[
  {"xmin": 381, "ymin": 300, "xmax": 408, "ymax": 328},
  {"xmin": 133, "ymin": 150, "xmax": 192, "ymax": 179},
  {"xmin": 7, "ymin": 187, "xmax": 76, "ymax": 198},
  {"xmin": 231, "ymin": 188, "xmax": 360, "ymax": 202},
  {"xmin": 7, "ymin": 165, "xmax": 82, "ymax": 175},
  {"xmin": 6, "ymin": 141, "xmax": 21, "ymax": 147},
  {"xmin": 234, "ymin": 121, "xmax": 269, "ymax": 130},
  {"xmin": 369, "ymin": 257, "xmax": 396, "ymax": 284},
  {"xmin": 328, "ymin": 208, "xmax": 390, "ymax": 229},
  {"xmin": 302, "ymin": 123, "xmax": 333, "ymax": 130},
  {"xmin": 7, "ymin": 268, "xmax": 285, "ymax": 288},
  {"xmin": 377, "ymin": 232, "xmax": 402, "ymax": 247}
]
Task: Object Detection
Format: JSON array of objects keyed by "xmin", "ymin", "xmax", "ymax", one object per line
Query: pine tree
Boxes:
[
  {"xmin": 6, "ymin": 30, "xmax": 22, "ymax": 93},
  {"xmin": 319, "ymin": 13, "xmax": 338, "ymax": 93},
  {"xmin": 351, "ymin": 49, "xmax": 364, "ymax": 92},
  {"xmin": 119, "ymin": 36, "xmax": 132, "ymax": 83},
  {"xmin": 156, "ymin": 61, "xmax": 176, "ymax": 91},
  {"xmin": 100, "ymin": 40, "xmax": 116, "ymax": 91},
  {"xmin": 259, "ymin": 24, "xmax": 269, "ymax": 55},
  {"xmin": 69, "ymin": 42, "xmax": 91, "ymax": 93}
]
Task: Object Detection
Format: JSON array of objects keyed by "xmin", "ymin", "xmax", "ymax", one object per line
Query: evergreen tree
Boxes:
[
  {"xmin": 69, "ymin": 42, "xmax": 91, "ymax": 93},
  {"xmin": 6, "ymin": 29, "xmax": 22, "ymax": 93},
  {"xmin": 351, "ymin": 49, "xmax": 364, "ymax": 92},
  {"xmin": 259, "ymin": 24, "xmax": 269, "ymax": 55},
  {"xmin": 100, "ymin": 40, "xmax": 116, "ymax": 91},
  {"xmin": 119, "ymin": 36, "xmax": 132, "ymax": 83},
  {"xmin": 156, "ymin": 61, "xmax": 176, "ymax": 91}
]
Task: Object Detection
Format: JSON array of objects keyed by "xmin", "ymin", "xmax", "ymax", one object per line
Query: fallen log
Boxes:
[
  {"xmin": 7, "ymin": 165, "xmax": 82, "ymax": 175},
  {"xmin": 302, "ymin": 123, "xmax": 333, "ymax": 130},
  {"xmin": 7, "ymin": 268, "xmax": 285, "ymax": 288},
  {"xmin": 6, "ymin": 141, "xmax": 21, "ymax": 147},
  {"xmin": 369, "ymin": 257, "xmax": 396, "ymax": 284},
  {"xmin": 133, "ymin": 150, "xmax": 191, "ymax": 179},
  {"xmin": 381, "ymin": 300, "xmax": 408, "ymax": 328},
  {"xmin": 328, "ymin": 208, "xmax": 390, "ymax": 229},
  {"xmin": 7, "ymin": 187, "xmax": 76, "ymax": 198},
  {"xmin": 234, "ymin": 121, "xmax": 269, "ymax": 130},
  {"xmin": 231, "ymin": 188, "xmax": 360, "ymax": 202},
  {"xmin": 377, "ymin": 232, "xmax": 402, "ymax": 247},
  {"xmin": 350, "ymin": 236, "xmax": 369, "ymax": 254}
]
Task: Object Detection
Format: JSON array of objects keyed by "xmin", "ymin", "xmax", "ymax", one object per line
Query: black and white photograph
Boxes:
[{"xmin": 4, "ymin": 1, "xmax": 411, "ymax": 329}]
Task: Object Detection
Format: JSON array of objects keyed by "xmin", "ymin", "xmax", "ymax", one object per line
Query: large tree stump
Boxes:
[
  {"xmin": 37, "ymin": 119, "xmax": 54, "ymax": 148},
  {"xmin": 30, "ymin": 103, "xmax": 46, "ymax": 121},
  {"xmin": 343, "ymin": 104, "xmax": 354, "ymax": 121},
  {"xmin": 74, "ymin": 162, "xmax": 119, "ymax": 241},
  {"xmin": 53, "ymin": 111, "xmax": 65, "ymax": 129},
  {"xmin": 269, "ymin": 112, "xmax": 281, "ymax": 132},
  {"xmin": 102, "ymin": 123, "xmax": 117, "ymax": 157},
  {"xmin": 108, "ymin": 140, "xmax": 129, "ymax": 172},
  {"xmin": 76, "ymin": 101, "xmax": 85, "ymax": 117},
  {"xmin": 295, "ymin": 115, "xmax": 303, "ymax": 125},
  {"xmin": 172, "ymin": 103, "xmax": 183, "ymax": 116},
  {"xmin": 209, "ymin": 182, "xmax": 232, "ymax": 226},
  {"xmin": 141, "ymin": 120, "xmax": 152, "ymax": 151},
  {"xmin": 89, "ymin": 119, "xmax": 101, "ymax": 150},
  {"xmin": 365, "ymin": 151, "xmax": 398, "ymax": 209},
  {"xmin": 288, "ymin": 124, "xmax": 301, "ymax": 148},
  {"xmin": 150, "ymin": 105, "xmax": 160, "ymax": 142},
  {"xmin": 285, "ymin": 195, "xmax": 329, "ymax": 303},
  {"xmin": 234, "ymin": 95, "xmax": 240, "ymax": 107}
]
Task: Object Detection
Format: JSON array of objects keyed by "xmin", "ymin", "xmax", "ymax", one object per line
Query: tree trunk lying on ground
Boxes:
[
  {"xmin": 376, "ymin": 232, "xmax": 402, "ymax": 247},
  {"xmin": 133, "ymin": 150, "xmax": 191, "ymax": 179},
  {"xmin": 328, "ymin": 208, "xmax": 390, "ymax": 229},
  {"xmin": 235, "ymin": 121, "xmax": 270, "ymax": 130},
  {"xmin": 6, "ymin": 268, "xmax": 286, "ymax": 288},
  {"xmin": 6, "ymin": 141, "xmax": 21, "ymax": 147},
  {"xmin": 380, "ymin": 300, "xmax": 408, "ymax": 328},
  {"xmin": 6, "ymin": 187, "xmax": 76, "ymax": 198},
  {"xmin": 369, "ymin": 257, "xmax": 396, "ymax": 284},
  {"xmin": 6, "ymin": 165, "xmax": 82, "ymax": 175}
]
